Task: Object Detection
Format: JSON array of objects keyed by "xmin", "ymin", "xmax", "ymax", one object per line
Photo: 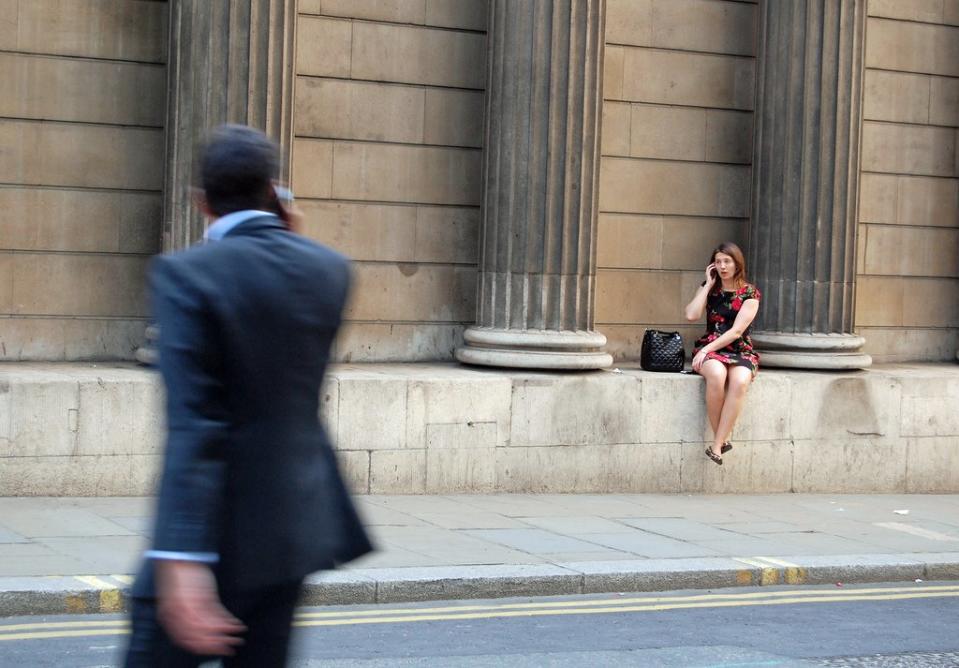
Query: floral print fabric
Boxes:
[{"xmin": 693, "ymin": 283, "xmax": 761, "ymax": 375}]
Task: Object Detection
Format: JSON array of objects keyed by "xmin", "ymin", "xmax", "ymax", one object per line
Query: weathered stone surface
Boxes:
[
  {"xmin": 3, "ymin": 0, "xmax": 168, "ymax": 62},
  {"xmin": 607, "ymin": 0, "xmax": 756, "ymax": 56},
  {"xmin": 596, "ymin": 214, "xmax": 663, "ymax": 269},
  {"xmin": 0, "ymin": 318, "xmax": 147, "ymax": 362},
  {"xmin": 621, "ymin": 49, "xmax": 754, "ymax": 109},
  {"xmin": 0, "ymin": 54, "xmax": 165, "ymax": 126},
  {"xmin": 861, "ymin": 122, "xmax": 957, "ymax": 177},
  {"xmin": 291, "ymin": 139, "xmax": 335, "ymax": 198},
  {"xmin": 0, "ymin": 189, "xmax": 160, "ymax": 255},
  {"xmin": 630, "ymin": 105, "xmax": 705, "ymax": 161},
  {"xmin": 425, "ymin": 0, "xmax": 488, "ymax": 31},
  {"xmin": 788, "ymin": 373, "xmax": 901, "ymax": 441},
  {"xmin": 2, "ymin": 363, "xmax": 959, "ymax": 495},
  {"xmin": 350, "ymin": 22, "xmax": 486, "ymax": 89},
  {"xmin": 906, "ymin": 437, "xmax": 959, "ymax": 492},
  {"xmin": 510, "ymin": 373, "xmax": 642, "ymax": 447},
  {"xmin": 331, "ymin": 142, "xmax": 482, "ymax": 206},
  {"xmin": 345, "ymin": 263, "xmax": 476, "ymax": 322},
  {"xmin": 370, "ymin": 449, "xmax": 427, "ymax": 494},
  {"xmin": 495, "ymin": 445, "xmax": 612, "ymax": 493},
  {"xmin": 317, "ymin": 0, "xmax": 427, "ymax": 24},
  {"xmin": 865, "ymin": 17, "xmax": 959, "ymax": 76},
  {"xmin": 8, "ymin": 254, "xmax": 149, "ymax": 318},
  {"xmin": 869, "ymin": 0, "xmax": 949, "ymax": 24},
  {"xmin": 295, "ymin": 78, "xmax": 425, "ymax": 144},
  {"xmin": 333, "ymin": 323, "xmax": 465, "ymax": 363},
  {"xmin": 792, "ymin": 439, "xmax": 908, "ymax": 493},
  {"xmin": 296, "ymin": 16, "xmax": 352, "ymax": 77},
  {"xmin": 407, "ymin": 375, "xmax": 512, "ymax": 449},
  {"xmin": 900, "ymin": 374, "xmax": 959, "ymax": 437},
  {"xmin": 861, "ymin": 328, "xmax": 959, "ymax": 363},
  {"xmin": 335, "ymin": 450, "xmax": 370, "ymax": 495},
  {"xmin": 0, "ymin": 121, "xmax": 163, "ymax": 190},
  {"xmin": 335, "ymin": 375, "xmax": 409, "ymax": 451},
  {"xmin": 862, "ymin": 225, "xmax": 959, "ymax": 277},
  {"xmin": 600, "ymin": 159, "xmax": 750, "ymax": 217}
]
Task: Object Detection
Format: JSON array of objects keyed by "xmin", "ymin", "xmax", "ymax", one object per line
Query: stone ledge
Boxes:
[{"xmin": 1, "ymin": 362, "xmax": 957, "ymax": 496}]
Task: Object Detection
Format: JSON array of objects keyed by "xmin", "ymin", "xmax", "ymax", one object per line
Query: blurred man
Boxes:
[{"xmin": 125, "ymin": 125, "xmax": 372, "ymax": 667}]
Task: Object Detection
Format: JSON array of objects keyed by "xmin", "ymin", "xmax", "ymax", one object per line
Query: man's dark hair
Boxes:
[{"xmin": 201, "ymin": 124, "xmax": 279, "ymax": 217}]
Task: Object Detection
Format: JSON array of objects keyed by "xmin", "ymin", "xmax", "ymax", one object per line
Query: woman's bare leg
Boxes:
[
  {"xmin": 699, "ymin": 359, "xmax": 727, "ymax": 455},
  {"xmin": 714, "ymin": 366, "xmax": 753, "ymax": 450}
]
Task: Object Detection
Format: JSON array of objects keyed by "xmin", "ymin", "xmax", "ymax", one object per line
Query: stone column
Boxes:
[
  {"xmin": 163, "ymin": 0, "xmax": 296, "ymax": 251},
  {"xmin": 456, "ymin": 0, "xmax": 612, "ymax": 370},
  {"xmin": 747, "ymin": 0, "xmax": 871, "ymax": 370}
]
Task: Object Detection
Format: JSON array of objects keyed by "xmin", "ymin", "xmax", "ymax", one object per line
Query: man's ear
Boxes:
[{"xmin": 191, "ymin": 188, "xmax": 216, "ymax": 219}]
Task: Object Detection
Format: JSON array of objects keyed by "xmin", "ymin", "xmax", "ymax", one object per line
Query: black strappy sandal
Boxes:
[
  {"xmin": 705, "ymin": 447, "xmax": 723, "ymax": 465},
  {"xmin": 721, "ymin": 441, "xmax": 733, "ymax": 454}
]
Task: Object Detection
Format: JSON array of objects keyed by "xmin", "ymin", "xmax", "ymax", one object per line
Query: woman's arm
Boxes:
[
  {"xmin": 684, "ymin": 264, "xmax": 717, "ymax": 321},
  {"xmin": 691, "ymin": 298, "xmax": 759, "ymax": 370}
]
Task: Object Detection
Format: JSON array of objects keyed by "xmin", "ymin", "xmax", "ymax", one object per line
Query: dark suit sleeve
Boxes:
[{"xmin": 149, "ymin": 255, "xmax": 229, "ymax": 556}]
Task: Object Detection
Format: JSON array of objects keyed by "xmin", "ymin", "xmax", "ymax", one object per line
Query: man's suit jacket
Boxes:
[{"xmin": 134, "ymin": 215, "xmax": 372, "ymax": 597}]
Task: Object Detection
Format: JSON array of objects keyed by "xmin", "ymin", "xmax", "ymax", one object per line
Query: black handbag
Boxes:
[{"xmin": 640, "ymin": 329, "xmax": 685, "ymax": 372}]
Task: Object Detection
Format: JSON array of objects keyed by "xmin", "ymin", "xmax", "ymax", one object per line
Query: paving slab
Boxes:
[{"xmin": 0, "ymin": 493, "xmax": 958, "ymax": 616}]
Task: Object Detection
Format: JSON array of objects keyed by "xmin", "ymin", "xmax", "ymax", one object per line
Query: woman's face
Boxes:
[{"xmin": 713, "ymin": 252, "xmax": 737, "ymax": 281}]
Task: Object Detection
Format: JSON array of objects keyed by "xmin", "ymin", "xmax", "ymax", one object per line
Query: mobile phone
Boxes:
[
  {"xmin": 709, "ymin": 266, "xmax": 718, "ymax": 280},
  {"xmin": 274, "ymin": 185, "xmax": 295, "ymax": 207}
]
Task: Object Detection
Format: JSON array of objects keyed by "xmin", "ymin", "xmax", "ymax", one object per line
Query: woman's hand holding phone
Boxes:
[{"xmin": 704, "ymin": 263, "xmax": 718, "ymax": 287}]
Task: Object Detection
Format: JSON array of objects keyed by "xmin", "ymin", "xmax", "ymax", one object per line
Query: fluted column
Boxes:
[
  {"xmin": 163, "ymin": 0, "xmax": 295, "ymax": 251},
  {"xmin": 748, "ymin": 0, "xmax": 871, "ymax": 369},
  {"xmin": 456, "ymin": 0, "xmax": 612, "ymax": 370}
]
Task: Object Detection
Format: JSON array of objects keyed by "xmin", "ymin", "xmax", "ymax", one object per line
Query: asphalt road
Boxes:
[{"xmin": 2, "ymin": 582, "xmax": 959, "ymax": 667}]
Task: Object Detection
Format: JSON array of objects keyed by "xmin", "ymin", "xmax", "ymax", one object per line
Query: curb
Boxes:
[{"xmin": 3, "ymin": 553, "xmax": 959, "ymax": 618}]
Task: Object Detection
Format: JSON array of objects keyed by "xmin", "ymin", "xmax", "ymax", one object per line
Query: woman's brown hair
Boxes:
[{"xmin": 710, "ymin": 241, "xmax": 748, "ymax": 289}]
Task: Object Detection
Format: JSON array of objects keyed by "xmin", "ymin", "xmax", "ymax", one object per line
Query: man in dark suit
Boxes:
[{"xmin": 124, "ymin": 125, "xmax": 372, "ymax": 667}]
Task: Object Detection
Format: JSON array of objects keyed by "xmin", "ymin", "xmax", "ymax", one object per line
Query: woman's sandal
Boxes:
[
  {"xmin": 705, "ymin": 447, "xmax": 723, "ymax": 465},
  {"xmin": 721, "ymin": 441, "xmax": 733, "ymax": 454}
]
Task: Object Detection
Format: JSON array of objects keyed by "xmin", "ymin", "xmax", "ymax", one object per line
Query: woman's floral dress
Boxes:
[{"xmin": 693, "ymin": 283, "xmax": 761, "ymax": 375}]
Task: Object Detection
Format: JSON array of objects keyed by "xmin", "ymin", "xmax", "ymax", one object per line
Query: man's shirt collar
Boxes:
[{"xmin": 204, "ymin": 210, "xmax": 277, "ymax": 242}]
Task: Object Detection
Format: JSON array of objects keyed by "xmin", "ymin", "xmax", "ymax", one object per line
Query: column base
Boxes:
[
  {"xmin": 751, "ymin": 332, "xmax": 872, "ymax": 370},
  {"xmin": 456, "ymin": 327, "xmax": 613, "ymax": 370}
]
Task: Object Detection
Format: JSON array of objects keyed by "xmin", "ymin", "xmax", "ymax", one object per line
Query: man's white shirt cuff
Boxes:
[{"xmin": 144, "ymin": 550, "xmax": 219, "ymax": 563}]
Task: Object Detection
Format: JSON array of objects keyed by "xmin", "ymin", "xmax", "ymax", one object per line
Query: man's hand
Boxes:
[{"xmin": 155, "ymin": 560, "xmax": 246, "ymax": 656}]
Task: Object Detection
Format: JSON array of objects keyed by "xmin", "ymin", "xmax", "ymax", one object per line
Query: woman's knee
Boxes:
[
  {"xmin": 726, "ymin": 369, "xmax": 753, "ymax": 396},
  {"xmin": 700, "ymin": 360, "xmax": 727, "ymax": 386}
]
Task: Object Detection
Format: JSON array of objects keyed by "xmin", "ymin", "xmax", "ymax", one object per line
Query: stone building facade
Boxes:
[{"xmin": 1, "ymin": 0, "xmax": 957, "ymax": 366}]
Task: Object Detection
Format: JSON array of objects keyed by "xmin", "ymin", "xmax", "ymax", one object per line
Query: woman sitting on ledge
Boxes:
[{"xmin": 683, "ymin": 241, "xmax": 761, "ymax": 466}]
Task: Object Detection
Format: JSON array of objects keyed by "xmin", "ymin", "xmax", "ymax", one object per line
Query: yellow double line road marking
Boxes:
[
  {"xmin": 2, "ymin": 584, "xmax": 959, "ymax": 641},
  {"xmin": 292, "ymin": 584, "xmax": 959, "ymax": 627}
]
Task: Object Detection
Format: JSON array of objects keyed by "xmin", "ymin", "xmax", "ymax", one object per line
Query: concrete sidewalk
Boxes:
[{"xmin": 1, "ymin": 493, "xmax": 959, "ymax": 616}]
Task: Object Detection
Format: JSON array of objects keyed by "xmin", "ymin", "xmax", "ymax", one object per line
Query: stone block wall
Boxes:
[
  {"xmin": 855, "ymin": 0, "xmax": 959, "ymax": 362},
  {"xmin": 594, "ymin": 0, "xmax": 757, "ymax": 359},
  {"xmin": 291, "ymin": 0, "xmax": 486, "ymax": 362},
  {"xmin": 0, "ymin": 0, "xmax": 168, "ymax": 360},
  {"xmin": 6, "ymin": 362, "xmax": 957, "ymax": 496}
]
